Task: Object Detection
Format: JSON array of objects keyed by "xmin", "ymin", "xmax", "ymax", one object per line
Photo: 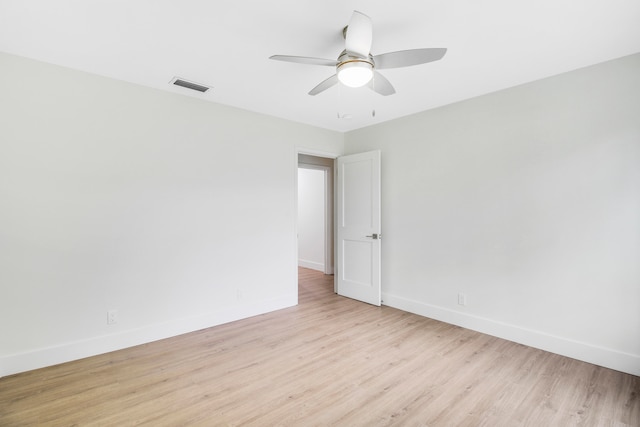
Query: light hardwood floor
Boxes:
[{"xmin": 2, "ymin": 268, "xmax": 639, "ymax": 426}]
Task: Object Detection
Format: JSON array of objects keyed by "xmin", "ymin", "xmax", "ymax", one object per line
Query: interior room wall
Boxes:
[
  {"xmin": 344, "ymin": 53, "xmax": 640, "ymax": 375},
  {"xmin": 297, "ymin": 167, "xmax": 326, "ymax": 271},
  {"xmin": 0, "ymin": 52, "xmax": 343, "ymax": 376}
]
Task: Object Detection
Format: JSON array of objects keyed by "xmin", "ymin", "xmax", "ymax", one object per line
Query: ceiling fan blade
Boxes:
[
  {"xmin": 345, "ymin": 11, "xmax": 372, "ymax": 58},
  {"xmin": 368, "ymin": 71, "xmax": 395, "ymax": 96},
  {"xmin": 269, "ymin": 55, "xmax": 338, "ymax": 67},
  {"xmin": 373, "ymin": 48, "xmax": 447, "ymax": 70},
  {"xmin": 309, "ymin": 74, "xmax": 339, "ymax": 96}
]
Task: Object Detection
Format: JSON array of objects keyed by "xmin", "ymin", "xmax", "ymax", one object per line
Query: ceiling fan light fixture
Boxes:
[{"xmin": 337, "ymin": 60, "xmax": 373, "ymax": 88}]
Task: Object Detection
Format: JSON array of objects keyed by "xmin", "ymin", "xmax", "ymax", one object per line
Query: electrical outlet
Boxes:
[
  {"xmin": 457, "ymin": 293, "xmax": 467, "ymax": 306},
  {"xmin": 107, "ymin": 309, "xmax": 118, "ymax": 325}
]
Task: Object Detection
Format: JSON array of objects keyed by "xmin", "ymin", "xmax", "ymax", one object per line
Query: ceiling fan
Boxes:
[{"xmin": 270, "ymin": 11, "xmax": 447, "ymax": 96}]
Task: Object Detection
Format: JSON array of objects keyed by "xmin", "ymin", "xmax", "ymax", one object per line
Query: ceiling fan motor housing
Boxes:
[{"xmin": 336, "ymin": 51, "xmax": 374, "ymax": 87}]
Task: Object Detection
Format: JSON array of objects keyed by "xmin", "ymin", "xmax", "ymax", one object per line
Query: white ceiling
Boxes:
[{"xmin": 1, "ymin": 0, "xmax": 639, "ymax": 132}]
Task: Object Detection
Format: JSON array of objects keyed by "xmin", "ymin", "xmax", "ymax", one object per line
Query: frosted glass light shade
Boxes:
[{"xmin": 337, "ymin": 61, "xmax": 373, "ymax": 88}]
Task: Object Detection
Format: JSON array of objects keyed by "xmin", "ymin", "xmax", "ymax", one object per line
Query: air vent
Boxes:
[{"xmin": 170, "ymin": 77, "xmax": 211, "ymax": 93}]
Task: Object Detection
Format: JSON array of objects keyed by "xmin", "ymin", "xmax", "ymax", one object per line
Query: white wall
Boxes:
[
  {"xmin": 297, "ymin": 167, "xmax": 326, "ymax": 271},
  {"xmin": 345, "ymin": 53, "xmax": 640, "ymax": 375},
  {"xmin": 0, "ymin": 52, "xmax": 343, "ymax": 376}
]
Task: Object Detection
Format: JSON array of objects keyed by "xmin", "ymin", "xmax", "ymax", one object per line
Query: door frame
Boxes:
[{"xmin": 296, "ymin": 148, "xmax": 339, "ymax": 291}]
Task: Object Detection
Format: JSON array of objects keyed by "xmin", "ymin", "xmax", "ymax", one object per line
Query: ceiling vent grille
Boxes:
[{"xmin": 170, "ymin": 77, "xmax": 211, "ymax": 93}]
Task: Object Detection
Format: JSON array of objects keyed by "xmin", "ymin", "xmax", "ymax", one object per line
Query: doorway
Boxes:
[
  {"xmin": 298, "ymin": 167, "xmax": 327, "ymax": 272},
  {"xmin": 297, "ymin": 153, "xmax": 335, "ymax": 281},
  {"xmin": 296, "ymin": 150, "xmax": 382, "ymax": 304}
]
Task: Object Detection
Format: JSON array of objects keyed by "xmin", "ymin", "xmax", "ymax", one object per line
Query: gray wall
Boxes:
[
  {"xmin": 345, "ymin": 53, "xmax": 640, "ymax": 375},
  {"xmin": 0, "ymin": 52, "xmax": 343, "ymax": 376}
]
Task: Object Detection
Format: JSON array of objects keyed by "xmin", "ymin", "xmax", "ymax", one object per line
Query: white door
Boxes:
[{"xmin": 336, "ymin": 150, "xmax": 381, "ymax": 306}]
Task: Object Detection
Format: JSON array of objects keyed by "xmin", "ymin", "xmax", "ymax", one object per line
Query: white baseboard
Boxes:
[
  {"xmin": 382, "ymin": 292, "xmax": 640, "ymax": 377},
  {"xmin": 1, "ymin": 295, "xmax": 296, "ymax": 378},
  {"xmin": 298, "ymin": 259, "xmax": 325, "ymax": 272},
  {"xmin": 6, "ymin": 293, "xmax": 636, "ymax": 378}
]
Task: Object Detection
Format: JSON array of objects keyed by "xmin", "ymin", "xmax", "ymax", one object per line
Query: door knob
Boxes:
[{"xmin": 366, "ymin": 233, "xmax": 381, "ymax": 239}]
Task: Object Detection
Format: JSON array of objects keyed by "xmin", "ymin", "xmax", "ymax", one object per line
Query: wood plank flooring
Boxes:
[{"xmin": 1, "ymin": 268, "xmax": 639, "ymax": 426}]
